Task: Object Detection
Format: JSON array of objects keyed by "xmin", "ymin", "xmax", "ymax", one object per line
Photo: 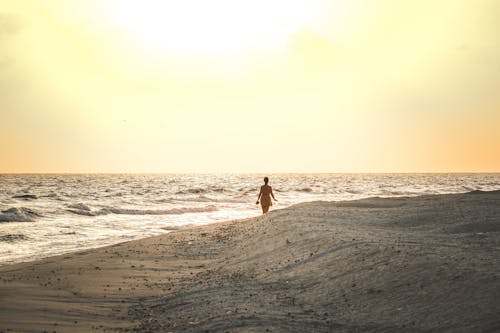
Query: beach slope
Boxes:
[{"xmin": 1, "ymin": 190, "xmax": 500, "ymax": 332}]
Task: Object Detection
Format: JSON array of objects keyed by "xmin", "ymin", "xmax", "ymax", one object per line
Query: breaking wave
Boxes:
[
  {"xmin": 67, "ymin": 205, "xmax": 218, "ymax": 217},
  {"xmin": 0, "ymin": 207, "xmax": 42, "ymax": 222}
]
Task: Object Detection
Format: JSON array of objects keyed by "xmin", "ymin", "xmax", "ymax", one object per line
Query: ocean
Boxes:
[{"xmin": 1, "ymin": 173, "xmax": 499, "ymax": 266}]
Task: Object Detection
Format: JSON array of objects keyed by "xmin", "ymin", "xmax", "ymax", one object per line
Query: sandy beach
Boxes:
[{"xmin": 1, "ymin": 190, "xmax": 499, "ymax": 332}]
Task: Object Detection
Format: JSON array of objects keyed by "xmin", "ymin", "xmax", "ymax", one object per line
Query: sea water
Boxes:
[{"xmin": 1, "ymin": 173, "xmax": 499, "ymax": 265}]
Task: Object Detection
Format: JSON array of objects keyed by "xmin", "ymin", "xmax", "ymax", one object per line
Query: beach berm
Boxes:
[{"xmin": 1, "ymin": 191, "xmax": 499, "ymax": 332}]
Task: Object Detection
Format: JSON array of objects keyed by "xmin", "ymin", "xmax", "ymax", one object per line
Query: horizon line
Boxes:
[{"xmin": 1, "ymin": 171, "xmax": 499, "ymax": 175}]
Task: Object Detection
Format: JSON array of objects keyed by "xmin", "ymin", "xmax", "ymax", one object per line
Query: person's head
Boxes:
[{"xmin": 264, "ymin": 177, "xmax": 269, "ymax": 184}]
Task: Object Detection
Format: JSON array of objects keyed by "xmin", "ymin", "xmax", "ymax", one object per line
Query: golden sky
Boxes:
[{"xmin": 1, "ymin": 0, "xmax": 499, "ymax": 173}]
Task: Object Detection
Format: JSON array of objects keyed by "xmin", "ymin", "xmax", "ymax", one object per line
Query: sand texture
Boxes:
[{"xmin": 1, "ymin": 190, "xmax": 500, "ymax": 332}]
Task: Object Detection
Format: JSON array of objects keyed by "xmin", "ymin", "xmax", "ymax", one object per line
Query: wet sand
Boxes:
[{"xmin": 1, "ymin": 190, "xmax": 500, "ymax": 332}]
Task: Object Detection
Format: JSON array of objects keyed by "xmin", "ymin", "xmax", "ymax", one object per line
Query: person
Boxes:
[{"xmin": 256, "ymin": 177, "xmax": 277, "ymax": 214}]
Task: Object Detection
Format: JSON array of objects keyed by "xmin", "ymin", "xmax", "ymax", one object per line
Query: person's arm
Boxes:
[
  {"xmin": 256, "ymin": 187, "xmax": 262, "ymax": 204},
  {"xmin": 271, "ymin": 187, "xmax": 277, "ymax": 201}
]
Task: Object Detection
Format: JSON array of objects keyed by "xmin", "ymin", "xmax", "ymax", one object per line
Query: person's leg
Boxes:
[{"xmin": 262, "ymin": 205, "xmax": 270, "ymax": 213}]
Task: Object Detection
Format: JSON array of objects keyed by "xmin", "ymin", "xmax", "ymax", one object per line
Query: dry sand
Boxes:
[{"xmin": 1, "ymin": 190, "xmax": 499, "ymax": 332}]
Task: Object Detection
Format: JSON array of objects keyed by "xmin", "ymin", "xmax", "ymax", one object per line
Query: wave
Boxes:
[
  {"xmin": 0, "ymin": 234, "xmax": 29, "ymax": 242},
  {"xmin": 12, "ymin": 194, "xmax": 38, "ymax": 200},
  {"xmin": 99, "ymin": 205, "xmax": 218, "ymax": 216},
  {"xmin": 380, "ymin": 189, "xmax": 416, "ymax": 196},
  {"xmin": 66, "ymin": 203, "xmax": 94, "ymax": 216},
  {"xmin": 67, "ymin": 209, "xmax": 96, "ymax": 216},
  {"xmin": 154, "ymin": 198, "xmax": 175, "ymax": 204},
  {"xmin": 40, "ymin": 193, "xmax": 62, "ymax": 200},
  {"xmin": 176, "ymin": 188, "xmax": 207, "ymax": 194},
  {"xmin": 176, "ymin": 186, "xmax": 228, "ymax": 195},
  {"xmin": 173, "ymin": 195, "xmax": 247, "ymax": 204},
  {"xmin": 67, "ymin": 205, "xmax": 218, "ymax": 217},
  {"xmin": 0, "ymin": 207, "xmax": 42, "ymax": 222},
  {"xmin": 67, "ymin": 203, "xmax": 91, "ymax": 211}
]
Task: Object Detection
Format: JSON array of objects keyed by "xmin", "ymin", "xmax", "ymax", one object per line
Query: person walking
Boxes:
[{"xmin": 256, "ymin": 177, "xmax": 277, "ymax": 214}]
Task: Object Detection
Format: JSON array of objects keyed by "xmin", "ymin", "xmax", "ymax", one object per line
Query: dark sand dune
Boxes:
[{"xmin": 1, "ymin": 191, "xmax": 499, "ymax": 332}]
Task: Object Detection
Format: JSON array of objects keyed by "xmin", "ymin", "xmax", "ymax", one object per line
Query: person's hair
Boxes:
[{"xmin": 264, "ymin": 177, "xmax": 269, "ymax": 184}]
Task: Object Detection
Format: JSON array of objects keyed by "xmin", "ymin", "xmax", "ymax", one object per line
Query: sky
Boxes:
[{"xmin": 1, "ymin": 0, "xmax": 499, "ymax": 173}]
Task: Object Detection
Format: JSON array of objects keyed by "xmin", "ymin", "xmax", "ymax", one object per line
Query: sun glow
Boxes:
[
  {"xmin": 1, "ymin": 0, "xmax": 499, "ymax": 173},
  {"xmin": 102, "ymin": 0, "xmax": 325, "ymax": 55}
]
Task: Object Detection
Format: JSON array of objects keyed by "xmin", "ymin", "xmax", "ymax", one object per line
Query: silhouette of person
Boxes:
[{"xmin": 256, "ymin": 177, "xmax": 277, "ymax": 214}]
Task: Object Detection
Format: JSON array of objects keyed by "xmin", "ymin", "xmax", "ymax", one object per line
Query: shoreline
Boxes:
[
  {"xmin": 1, "ymin": 190, "xmax": 499, "ymax": 332},
  {"xmin": 1, "ymin": 188, "xmax": 497, "ymax": 268},
  {"xmin": 2, "ymin": 173, "xmax": 500, "ymax": 268}
]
